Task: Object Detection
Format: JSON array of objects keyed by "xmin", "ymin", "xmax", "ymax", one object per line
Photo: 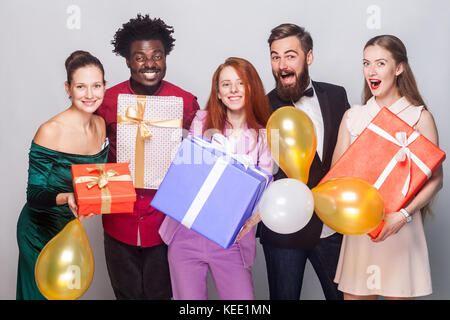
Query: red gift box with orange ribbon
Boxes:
[
  {"xmin": 71, "ymin": 163, "xmax": 137, "ymax": 216},
  {"xmin": 319, "ymin": 107, "xmax": 445, "ymax": 238}
]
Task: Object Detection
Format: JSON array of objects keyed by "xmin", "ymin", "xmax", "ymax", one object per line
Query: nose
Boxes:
[
  {"xmin": 279, "ymin": 57, "xmax": 288, "ymax": 70},
  {"xmin": 368, "ymin": 64, "xmax": 377, "ymax": 76},
  {"xmin": 144, "ymin": 56, "xmax": 156, "ymax": 68},
  {"xmin": 86, "ymin": 86, "xmax": 94, "ymax": 98},
  {"xmin": 231, "ymin": 83, "xmax": 238, "ymax": 93}
]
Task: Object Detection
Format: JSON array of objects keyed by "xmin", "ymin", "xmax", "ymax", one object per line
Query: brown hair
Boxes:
[
  {"xmin": 268, "ymin": 23, "xmax": 313, "ymax": 55},
  {"xmin": 65, "ymin": 50, "xmax": 105, "ymax": 85},
  {"xmin": 203, "ymin": 57, "xmax": 271, "ymax": 137},
  {"xmin": 363, "ymin": 35, "xmax": 426, "ymax": 109},
  {"xmin": 363, "ymin": 35, "xmax": 432, "ymax": 218}
]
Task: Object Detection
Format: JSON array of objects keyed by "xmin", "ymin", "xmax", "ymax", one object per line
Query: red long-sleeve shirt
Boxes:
[{"xmin": 96, "ymin": 79, "xmax": 199, "ymax": 247}]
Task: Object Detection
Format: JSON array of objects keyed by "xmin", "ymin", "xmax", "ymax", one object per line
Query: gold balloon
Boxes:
[
  {"xmin": 312, "ymin": 177, "xmax": 384, "ymax": 235},
  {"xmin": 35, "ymin": 219, "xmax": 94, "ymax": 300},
  {"xmin": 267, "ymin": 107, "xmax": 317, "ymax": 184}
]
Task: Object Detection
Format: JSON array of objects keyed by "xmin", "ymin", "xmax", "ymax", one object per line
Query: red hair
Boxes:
[{"xmin": 203, "ymin": 57, "xmax": 271, "ymax": 137}]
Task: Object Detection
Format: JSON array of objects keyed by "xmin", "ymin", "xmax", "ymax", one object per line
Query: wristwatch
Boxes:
[{"xmin": 400, "ymin": 208, "xmax": 412, "ymax": 223}]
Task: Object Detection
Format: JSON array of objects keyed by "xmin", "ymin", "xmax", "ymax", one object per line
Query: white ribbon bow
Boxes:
[
  {"xmin": 192, "ymin": 133, "xmax": 255, "ymax": 169},
  {"xmin": 368, "ymin": 123, "xmax": 432, "ymax": 196}
]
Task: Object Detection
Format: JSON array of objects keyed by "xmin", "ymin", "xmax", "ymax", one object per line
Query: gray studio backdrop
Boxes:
[{"xmin": 1, "ymin": 0, "xmax": 448, "ymax": 300}]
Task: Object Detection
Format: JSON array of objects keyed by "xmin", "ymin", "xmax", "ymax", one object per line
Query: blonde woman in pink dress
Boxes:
[{"xmin": 332, "ymin": 35, "xmax": 443, "ymax": 300}]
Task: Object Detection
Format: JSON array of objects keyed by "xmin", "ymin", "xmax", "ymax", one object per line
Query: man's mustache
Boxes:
[
  {"xmin": 139, "ymin": 67, "xmax": 161, "ymax": 73},
  {"xmin": 277, "ymin": 69, "xmax": 295, "ymax": 77}
]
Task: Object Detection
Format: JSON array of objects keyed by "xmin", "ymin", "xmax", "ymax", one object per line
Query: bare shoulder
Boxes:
[
  {"xmin": 416, "ymin": 109, "xmax": 439, "ymax": 144},
  {"xmin": 33, "ymin": 119, "xmax": 63, "ymax": 149},
  {"xmin": 339, "ymin": 108, "xmax": 352, "ymax": 132},
  {"xmin": 417, "ymin": 109, "xmax": 435, "ymax": 124},
  {"xmin": 343, "ymin": 108, "xmax": 352, "ymax": 119},
  {"xmin": 93, "ymin": 114, "xmax": 106, "ymax": 131},
  {"xmin": 93, "ymin": 114, "xmax": 106, "ymax": 140}
]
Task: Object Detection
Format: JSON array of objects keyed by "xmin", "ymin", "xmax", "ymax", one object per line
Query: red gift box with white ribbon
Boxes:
[{"xmin": 320, "ymin": 107, "xmax": 445, "ymax": 238}]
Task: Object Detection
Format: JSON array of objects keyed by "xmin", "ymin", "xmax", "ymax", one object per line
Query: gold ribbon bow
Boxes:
[
  {"xmin": 73, "ymin": 164, "xmax": 133, "ymax": 214},
  {"xmin": 117, "ymin": 95, "xmax": 182, "ymax": 188}
]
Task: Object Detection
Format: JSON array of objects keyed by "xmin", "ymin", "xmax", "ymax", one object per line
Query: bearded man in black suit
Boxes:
[{"xmin": 259, "ymin": 24, "xmax": 350, "ymax": 300}]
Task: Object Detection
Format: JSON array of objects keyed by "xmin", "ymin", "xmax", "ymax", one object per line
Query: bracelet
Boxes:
[{"xmin": 399, "ymin": 208, "xmax": 412, "ymax": 223}]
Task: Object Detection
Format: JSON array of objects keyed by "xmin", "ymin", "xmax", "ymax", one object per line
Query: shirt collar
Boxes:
[
  {"xmin": 126, "ymin": 78, "xmax": 165, "ymax": 95},
  {"xmin": 293, "ymin": 79, "xmax": 314, "ymax": 105},
  {"xmin": 368, "ymin": 96, "xmax": 412, "ymax": 115}
]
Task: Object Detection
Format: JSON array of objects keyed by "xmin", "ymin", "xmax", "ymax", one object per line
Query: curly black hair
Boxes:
[{"xmin": 112, "ymin": 14, "xmax": 175, "ymax": 58}]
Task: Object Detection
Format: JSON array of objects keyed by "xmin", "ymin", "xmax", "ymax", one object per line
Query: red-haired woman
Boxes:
[{"xmin": 159, "ymin": 57, "xmax": 272, "ymax": 299}]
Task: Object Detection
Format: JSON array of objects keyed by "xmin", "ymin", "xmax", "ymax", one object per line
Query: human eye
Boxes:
[
  {"xmin": 135, "ymin": 55, "xmax": 145, "ymax": 62},
  {"xmin": 271, "ymin": 55, "xmax": 280, "ymax": 61},
  {"xmin": 363, "ymin": 61, "xmax": 369, "ymax": 67},
  {"xmin": 377, "ymin": 61, "xmax": 385, "ymax": 67}
]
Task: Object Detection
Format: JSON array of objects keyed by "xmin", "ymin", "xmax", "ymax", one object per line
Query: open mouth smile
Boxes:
[
  {"xmin": 142, "ymin": 72, "xmax": 158, "ymax": 80},
  {"xmin": 140, "ymin": 69, "xmax": 160, "ymax": 80},
  {"xmin": 369, "ymin": 78, "xmax": 381, "ymax": 90},
  {"xmin": 279, "ymin": 71, "xmax": 296, "ymax": 85},
  {"xmin": 82, "ymin": 100, "xmax": 97, "ymax": 107},
  {"xmin": 228, "ymin": 96, "xmax": 243, "ymax": 102}
]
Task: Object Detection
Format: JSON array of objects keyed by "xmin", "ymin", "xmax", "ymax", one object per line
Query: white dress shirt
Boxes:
[{"xmin": 293, "ymin": 80, "xmax": 335, "ymax": 238}]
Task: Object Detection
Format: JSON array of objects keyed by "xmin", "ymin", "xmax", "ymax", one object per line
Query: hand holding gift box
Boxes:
[
  {"xmin": 116, "ymin": 94, "xmax": 183, "ymax": 189},
  {"xmin": 319, "ymin": 107, "xmax": 445, "ymax": 238},
  {"xmin": 151, "ymin": 134, "xmax": 272, "ymax": 249},
  {"xmin": 72, "ymin": 163, "xmax": 137, "ymax": 216}
]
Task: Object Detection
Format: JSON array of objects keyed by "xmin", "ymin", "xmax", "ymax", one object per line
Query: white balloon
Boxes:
[{"xmin": 259, "ymin": 178, "xmax": 314, "ymax": 234}]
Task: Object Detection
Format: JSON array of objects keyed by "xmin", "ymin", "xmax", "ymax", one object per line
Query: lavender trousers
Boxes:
[{"xmin": 167, "ymin": 224, "xmax": 254, "ymax": 300}]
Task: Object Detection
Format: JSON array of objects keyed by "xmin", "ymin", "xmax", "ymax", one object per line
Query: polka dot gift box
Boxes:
[{"xmin": 117, "ymin": 94, "xmax": 183, "ymax": 189}]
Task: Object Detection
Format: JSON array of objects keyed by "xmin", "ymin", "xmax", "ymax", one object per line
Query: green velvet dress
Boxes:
[{"xmin": 16, "ymin": 141, "xmax": 108, "ymax": 300}]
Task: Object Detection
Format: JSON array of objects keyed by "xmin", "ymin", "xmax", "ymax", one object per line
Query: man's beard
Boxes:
[{"xmin": 274, "ymin": 66, "xmax": 310, "ymax": 103}]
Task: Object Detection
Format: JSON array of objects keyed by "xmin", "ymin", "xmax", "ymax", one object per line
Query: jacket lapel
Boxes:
[{"xmin": 312, "ymin": 81, "xmax": 332, "ymax": 166}]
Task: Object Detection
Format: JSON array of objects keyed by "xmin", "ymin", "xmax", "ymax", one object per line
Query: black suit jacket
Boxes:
[{"xmin": 258, "ymin": 80, "xmax": 350, "ymax": 250}]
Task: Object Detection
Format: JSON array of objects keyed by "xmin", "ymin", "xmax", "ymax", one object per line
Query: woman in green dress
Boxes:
[{"xmin": 16, "ymin": 50, "xmax": 108, "ymax": 299}]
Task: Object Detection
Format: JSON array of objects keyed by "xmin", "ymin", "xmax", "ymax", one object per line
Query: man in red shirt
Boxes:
[{"xmin": 96, "ymin": 14, "xmax": 199, "ymax": 299}]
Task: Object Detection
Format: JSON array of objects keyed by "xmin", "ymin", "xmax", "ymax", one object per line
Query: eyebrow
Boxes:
[
  {"xmin": 363, "ymin": 58, "xmax": 388, "ymax": 61},
  {"xmin": 133, "ymin": 49, "xmax": 165, "ymax": 56},
  {"xmin": 219, "ymin": 78, "xmax": 242, "ymax": 82},
  {"xmin": 73, "ymin": 80, "xmax": 103, "ymax": 85},
  {"xmin": 271, "ymin": 49, "xmax": 298, "ymax": 55}
]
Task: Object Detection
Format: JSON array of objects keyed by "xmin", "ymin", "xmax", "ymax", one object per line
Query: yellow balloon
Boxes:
[
  {"xmin": 312, "ymin": 177, "xmax": 384, "ymax": 235},
  {"xmin": 35, "ymin": 219, "xmax": 94, "ymax": 300},
  {"xmin": 267, "ymin": 107, "xmax": 317, "ymax": 184}
]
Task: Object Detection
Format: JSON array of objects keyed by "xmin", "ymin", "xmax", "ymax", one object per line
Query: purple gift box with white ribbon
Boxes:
[{"xmin": 151, "ymin": 134, "xmax": 272, "ymax": 248}]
